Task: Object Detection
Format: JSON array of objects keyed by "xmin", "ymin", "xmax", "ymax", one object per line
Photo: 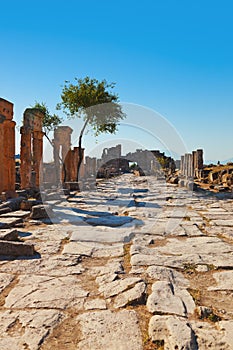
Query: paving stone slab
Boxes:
[
  {"xmin": 77, "ymin": 310, "xmax": 143, "ymax": 350},
  {"xmin": 4, "ymin": 275, "xmax": 88, "ymax": 309},
  {"xmin": 191, "ymin": 320, "xmax": 233, "ymax": 350},
  {"xmin": 149, "ymin": 315, "xmax": 197, "ymax": 350},
  {"xmin": 113, "ymin": 281, "xmax": 146, "ymax": 308},
  {"xmin": 98, "ymin": 277, "xmax": 142, "ymax": 298},
  {"xmin": 147, "ymin": 281, "xmax": 195, "ymax": 316},
  {"xmin": 0, "ymin": 309, "xmax": 63, "ymax": 350},
  {"xmin": 0, "ymin": 273, "xmax": 14, "ymax": 293},
  {"xmin": 208, "ymin": 270, "xmax": 233, "ymax": 290}
]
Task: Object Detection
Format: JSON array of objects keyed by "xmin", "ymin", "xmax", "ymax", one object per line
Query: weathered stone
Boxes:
[
  {"xmin": 0, "ymin": 309, "xmax": 63, "ymax": 350},
  {"xmin": 147, "ymin": 265, "xmax": 189, "ymax": 288},
  {"xmin": 0, "ymin": 273, "xmax": 14, "ymax": 293},
  {"xmin": 4, "ymin": 275, "xmax": 88, "ymax": 309},
  {"xmin": 149, "ymin": 315, "xmax": 197, "ymax": 350},
  {"xmin": 0, "ymin": 217, "xmax": 23, "ymax": 229},
  {"xmin": 0, "ymin": 210, "xmax": 30, "ymax": 219},
  {"xmin": 98, "ymin": 277, "xmax": 142, "ymax": 298},
  {"xmin": 208, "ymin": 270, "xmax": 233, "ymax": 290},
  {"xmin": 85, "ymin": 215, "xmax": 134, "ymax": 227},
  {"xmin": 0, "ymin": 240, "xmax": 35, "ymax": 256},
  {"xmin": 191, "ymin": 320, "xmax": 233, "ymax": 349},
  {"xmin": 0, "ymin": 229, "xmax": 18, "ymax": 241},
  {"xmin": 84, "ymin": 298, "xmax": 107, "ymax": 310},
  {"xmin": 77, "ymin": 310, "xmax": 143, "ymax": 350},
  {"xmin": 113, "ymin": 281, "xmax": 146, "ymax": 308},
  {"xmin": 147, "ymin": 281, "xmax": 195, "ymax": 316},
  {"xmin": 30, "ymin": 204, "xmax": 55, "ymax": 219}
]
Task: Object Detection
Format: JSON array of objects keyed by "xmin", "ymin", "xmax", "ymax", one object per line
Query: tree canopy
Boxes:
[
  {"xmin": 56, "ymin": 77, "xmax": 126, "ymax": 182},
  {"xmin": 32, "ymin": 102, "xmax": 63, "ymax": 135},
  {"xmin": 57, "ymin": 77, "xmax": 125, "ymax": 136}
]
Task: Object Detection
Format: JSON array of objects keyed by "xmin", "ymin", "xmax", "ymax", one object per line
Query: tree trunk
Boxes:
[{"xmin": 76, "ymin": 118, "xmax": 89, "ymax": 183}]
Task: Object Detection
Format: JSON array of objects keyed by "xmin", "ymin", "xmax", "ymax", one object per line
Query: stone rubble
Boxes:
[{"xmin": 0, "ymin": 174, "xmax": 233, "ymax": 349}]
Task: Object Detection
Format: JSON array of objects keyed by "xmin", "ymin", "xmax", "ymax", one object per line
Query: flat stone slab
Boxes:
[
  {"xmin": 0, "ymin": 309, "xmax": 63, "ymax": 350},
  {"xmin": 85, "ymin": 215, "xmax": 134, "ymax": 227},
  {"xmin": 208, "ymin": 270, "xmax": 233, "ymax": 290},
  {"xmin": 70, "ymin": 225, "xmax": 135, "ymax": 243},
  {"xmin": 147, "ymin": 265, "xmax": 189, "ymax": 288},
  {"xmin": 211, "ymin": 219, "xmax": 233, "ymax": 227},
  {"xmin": 131, "ymin": 236, "xmax": 233, "ymax": 268},
  {"xmin": 149, "ymin": 315, "xmax": 197, "ymax": 350},
  {"xmin": 191, "ymin": 320, "xmax": 233, "ymax": 350},
  {"xmin": 113, "ymin": 281, "xmax": 146, "ymax": 308},
  {"xmin": 0, "ymin": 210, "xmax": 30, "ymax": 218},
  {"xmin": 0, "ymin": 218, "xmax": 23, "ymax": 229},
  {"xmin": 77, "ymin": 310, "xmax": 143, "ymax": 350},
  {"xmin": 0, "ymin": 273, "xmax": 14, "ymax": 293},
  {"xmin": 84, "ymin": 298, "xmax": 107, "ymax": 310},
  {"xmin": 0, "ymin": 240, "xmax": 35, "ymax": 256},
  {"xmin": 4, "ymin": 275, "xmax": 89, "ymax": 309},
  {"xmin": 98, "ymin": 277, "xmax": 142, "ymax": 298},
  {"xmin": 147, "ymin": 281, "xmax": 195, "ymax": 316},
  {"xmin": 62, "ymin": 241, "xmax": 124, "ymax": 258}
]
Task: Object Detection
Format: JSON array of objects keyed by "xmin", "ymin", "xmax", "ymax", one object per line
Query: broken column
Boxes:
[
  {"xmin": 53, "ymin": 126, "xmax": 73, "ymax": 183},
  {"xmin": 20, "ymin": 108, "xmax": 44, "ymax": 189},
  {"xmin": 0, "ymin": 98, "xmax": 16, "ymax": 195}
]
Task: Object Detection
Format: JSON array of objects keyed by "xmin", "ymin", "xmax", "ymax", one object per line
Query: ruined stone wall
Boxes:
[{"xmin": 0, "ymin": 98, "xmax": 16, "ymax": 194}]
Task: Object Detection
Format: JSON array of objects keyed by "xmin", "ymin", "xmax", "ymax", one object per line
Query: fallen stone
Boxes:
[
  {"xmin": 0, "ymin": 217, "xmax": 23, "ymax": 229},
  {"xmin": 0, "ymin": 210, "xmax": 30, "ymax": 219},
  {"xmin": 113, "ymin": 281, "xmax": 146, "ymax": 308},
  {"xmin": 0, "ymin": 229, "xmax": 18, "ymax": 241},
  {"xmin": 0, "ymin": 240, "xmax": 35, "ymax": 256},
  {"xmin": 77, "ymin": 310, "xmax": 143, "ymax": 350},
  {"xmin": 149, "ymin": 315, "xmax": 197, "ymax": 350},
  {"xmin": 30, "ymin": 204, "xmax": 55, "ymax": 219}
]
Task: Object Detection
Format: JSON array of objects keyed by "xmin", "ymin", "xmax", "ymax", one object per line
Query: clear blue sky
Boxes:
[{"xmin": 1, "ymin": 0, "xmax": 233, "ymax": 162}]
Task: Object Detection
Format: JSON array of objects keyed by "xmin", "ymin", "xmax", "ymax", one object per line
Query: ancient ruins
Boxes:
[{"xmin": 0, "ymin": 97, "xmax": 233, "ymax": 349}]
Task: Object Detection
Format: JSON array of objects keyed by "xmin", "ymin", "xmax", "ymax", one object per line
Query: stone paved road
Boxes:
[{"xmin": 0, "ymin": 174, "xmax": 233, "ymax": 349}]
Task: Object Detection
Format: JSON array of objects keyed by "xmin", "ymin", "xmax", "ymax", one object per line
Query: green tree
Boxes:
[
  {"xmin": 57, "ymin": 77, "xmax": 126, "ymax": 182},
  {"xmin": 32, "ymin": 102, "xmax": 62, "ymax": 141}
]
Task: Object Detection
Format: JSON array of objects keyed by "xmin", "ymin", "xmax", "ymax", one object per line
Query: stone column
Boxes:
[
  {"xmin": 196, "ymin": 149, "xmax": 203, "ymax": 169},
  {"xmin": 33, "ymin": 130, "xmax": 44, "ymax": 187},
  {"xmin": 20, "ymin": 127, "xmax": 32, "ymax": 189},
  {"xmin": 180, "ymin": 156, "xmax": 184, "ymax": 176},
  {"xmin": 3, "ymin": 120, "xmax": 16, "ymax": 192},
  {"xmin": 188, "ymin": 153, "xmax": 193, "ymax": 178},
  {"xmin": 184, "ymin": 154, "xmax": 189, "ymax": 177},
  {"xmin": 0, "ymin": 99, "xmax": 15, "ymax": 194},
  {"xmin": 0, "ymin": 121, "xmax": 4, "ymax": 193}
]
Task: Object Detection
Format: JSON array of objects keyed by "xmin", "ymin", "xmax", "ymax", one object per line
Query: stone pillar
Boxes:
[
  {"xmin": 196, "ymin": 149, "xmax": 203, "ymax": 169},
  {"xmin": 180, "ymin": 155, "xmax": 184, "ymax": 176},
  {"xmin": 53, "ymin": 126, "xmax": 73, "ymax": 183},
  {"xmin": 20, "ymin": 108, "xmax": 44, "ymax": 189},
  {"xmin": 0, "ymin": 98, "xmax": 15, "ymax": 194},
  {"xmin": 188, "ymin": 153, "xmax": 193, "ymax": 178},
  {"xmin": 20, "ymin": 127, "xmax": 32, "ymax": 188},
  {"xmin": 184, "ymin": 154, "xmax": 189, "ymax": 177}
]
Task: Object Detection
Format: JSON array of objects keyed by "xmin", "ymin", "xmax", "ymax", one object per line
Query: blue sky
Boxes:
[{"xmin": 1, "ymin": 0, "xmax": 233, "ymax": 162}]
